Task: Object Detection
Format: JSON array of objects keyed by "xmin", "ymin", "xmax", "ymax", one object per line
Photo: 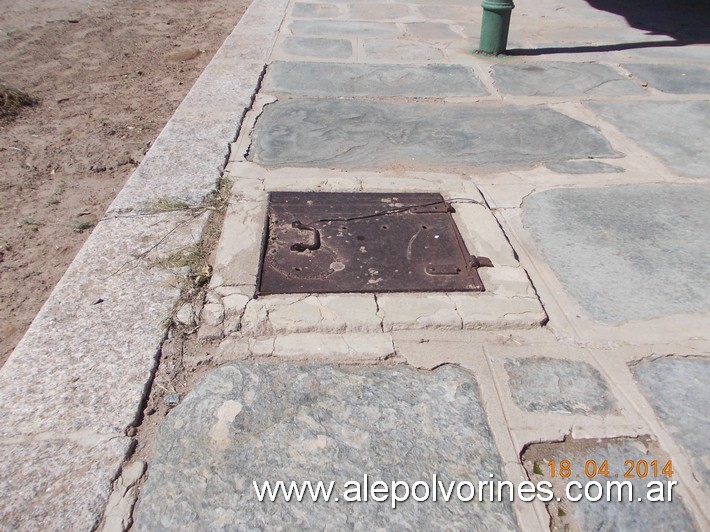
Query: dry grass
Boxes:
[{"xmin": 0, "ymin": 83, "xmax": 38, "ymax": 119}]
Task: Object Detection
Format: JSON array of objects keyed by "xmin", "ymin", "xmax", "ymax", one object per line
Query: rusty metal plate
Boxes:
[{"xmin": 257, "ymin": 192, "xmax": 487, "ymax": 295}]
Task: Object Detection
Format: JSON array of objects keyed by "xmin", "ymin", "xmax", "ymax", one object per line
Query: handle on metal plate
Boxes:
[{"xmin": 290, "ymin": 221, "xmax": 321, "ymax": 252}]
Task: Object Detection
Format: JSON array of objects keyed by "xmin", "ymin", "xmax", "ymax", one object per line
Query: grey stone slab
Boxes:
[
  {"xmin": 588, "ymin": 100, "xmax": 710, "ymax": 179},
  {"xmin": 289, "ymin": 19, "xmax": 400, "ymax": 37},
  {"xmin": 348, "ymin": 3, "xmax": 411, "ymax": 20},
  {"xmin": 282, "ymin": 36, "xmax": 353, "ymax": 58},
  {"xmin": 417, "ymin": 5, "xmax": 480, "ymax": 22},
  {"xmin": 0, "ymin": 212, "xmax": 206, "ymax": 437},
  {"xmin": 363, "ymin": 38, "xmax": 445, "ymax": 61},
  {"xmin": 405, "ymin": 0, "xmax": 470, "ymax": 4},
  {"xmin": 0, "ymin": 437, "xmax": 132, "ymax": 531},
  {"xmin": 523, "ymin": 438, "xmax": 695, "ymax": 530},
  {"xmin": 545, "ymin": 160, "xmax": 624, "ymax": 174},
  {"xmin": 625, "ymin": 45, "xmax": 710, "ymax": 64},
  {"xmin": 325, "ymin": 0, "xmax": 395, "ymax": 3},
  {"xmin": 493, "ymin": 62, "xmax": 643, "ymax": 97},
  {"xmin": 404, "ymin": 22, "xmax": 459, "ymax": 40},
  {"xmin": 133, "ymin": 362, "xmax": 518, "ymax": 530},
  {"xmin": 453, "ymin": 22, "xmax": 479, "ymax": 38},
  {"xmin": 523, "ymin": 184, "xmax": 710, "ymax": 323},
  {"xmin": 624, "ymin": 63, "xmax": 710, "ymax": 94},
  {"xmin": 505, "ymin": 357, "xmax": 615, "ymax": 415},
  {"xmin": 633, "ymin": 357, "xmax": 710, "ymax": 487},
  {"xmin": 292, "ymin": 2, "xmax": 342, "ymax": 18},
  {"xmin": 250, "ymin": 99, "xmax": 616, "ymax": 170},
  {"xmin": 264, "ymin": 61, "xmax": 488, "ymax": 97}
]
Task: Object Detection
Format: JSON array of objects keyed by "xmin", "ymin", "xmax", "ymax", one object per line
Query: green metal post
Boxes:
[{"xmin": 478, "ymin": 0, "xmax": 515, "ymax": 55}]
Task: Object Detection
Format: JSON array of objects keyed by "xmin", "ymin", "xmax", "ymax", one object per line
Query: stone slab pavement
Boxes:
[
  {"xmin": 1, "ymin": 0, "xmax": 709, "ymax": 529},
  {"xmin": 134, "ymin": 362, "xmax": 519, "ymax": 530}
]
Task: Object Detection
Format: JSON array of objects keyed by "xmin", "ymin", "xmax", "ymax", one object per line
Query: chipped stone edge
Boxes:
[
  {"xmin": 100, "ymin": 460, "xmax": 147, "ymax": 532},
  {"xmin": 216, "ymin": 332, "xmax": 397, "ymax": 365},
  {"xmin": 0, "ymin": 0, "xmax": 289, "ymax": 529}
]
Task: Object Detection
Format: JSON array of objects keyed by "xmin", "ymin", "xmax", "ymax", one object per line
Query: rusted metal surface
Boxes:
[{"xmin": 257, "ymin": 192, "xmax": 489, "ymax": 295}]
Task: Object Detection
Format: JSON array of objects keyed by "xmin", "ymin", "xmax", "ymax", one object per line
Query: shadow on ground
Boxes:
[{"xmin": 510, "ymin": 0, "xmax": 710, "ymax": 55}]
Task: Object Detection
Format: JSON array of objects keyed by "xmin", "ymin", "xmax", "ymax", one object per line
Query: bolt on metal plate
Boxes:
[{"xmin": 257, "ymin": 192, "xmax": 489, "ymax": 295}]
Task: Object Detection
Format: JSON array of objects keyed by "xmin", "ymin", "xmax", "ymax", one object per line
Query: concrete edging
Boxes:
[{"xmin": 0, "ymin": 0, "xmax": 287, "ymax": 528}]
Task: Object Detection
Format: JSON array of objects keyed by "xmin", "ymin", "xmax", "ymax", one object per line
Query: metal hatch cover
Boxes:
[{"xmin": 257, "ymin": 192, "xmax": 489, "ymax": 295}]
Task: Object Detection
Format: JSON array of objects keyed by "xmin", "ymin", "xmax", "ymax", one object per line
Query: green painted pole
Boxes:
[{"xmin": 478, "ymin": 0, "xmax": 515, "ymax": 55}]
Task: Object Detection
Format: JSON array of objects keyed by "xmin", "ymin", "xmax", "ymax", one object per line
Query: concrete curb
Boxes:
[{"xmin": 0, "ymin": 0, "xmax": 287, "ymax": 528}]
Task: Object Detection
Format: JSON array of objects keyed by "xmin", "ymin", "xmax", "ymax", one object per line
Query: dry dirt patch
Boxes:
[{"xmin": 0, "ymin": 0, "xmax": 251, "ymax": 366}]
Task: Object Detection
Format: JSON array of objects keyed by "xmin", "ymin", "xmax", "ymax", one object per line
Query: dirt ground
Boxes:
[{"xmin": 0, "ymin": 0, "xmax": 251, "ymax": 367}]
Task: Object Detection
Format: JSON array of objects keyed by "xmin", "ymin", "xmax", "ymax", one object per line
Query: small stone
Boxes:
[
  {"xmin": 222, "ymin": 315, "xmax": 242, "ymax": 334},
  {"xmin": 221, "ymin": 293, "xmax": 250, "ymax": 313},
  {"xmin": 197, "ymin": 324, "xmax": 223, "ymax": 342},
  {"xmin": 201, "ymin": 302, "xmax": 225, "ymax": 327},
  {"xmin": 163, "ymin": 394, "xmax": 180, "ymax": 407},
  {"xmin": 175, "ymin": 303, "xmax": 194, "ymax": 326},
  {"xmin": 121, "ymin": 460, "xmax": 146, "ymax": 486},
  {"xmin": 205, "ymin": 291, "xmax": 221, "ymax": 306}
]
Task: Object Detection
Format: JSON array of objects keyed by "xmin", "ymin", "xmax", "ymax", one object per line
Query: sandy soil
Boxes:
[{"xmin": 0, "ymin": 0, "xmax": 251, "ymax": 366}]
